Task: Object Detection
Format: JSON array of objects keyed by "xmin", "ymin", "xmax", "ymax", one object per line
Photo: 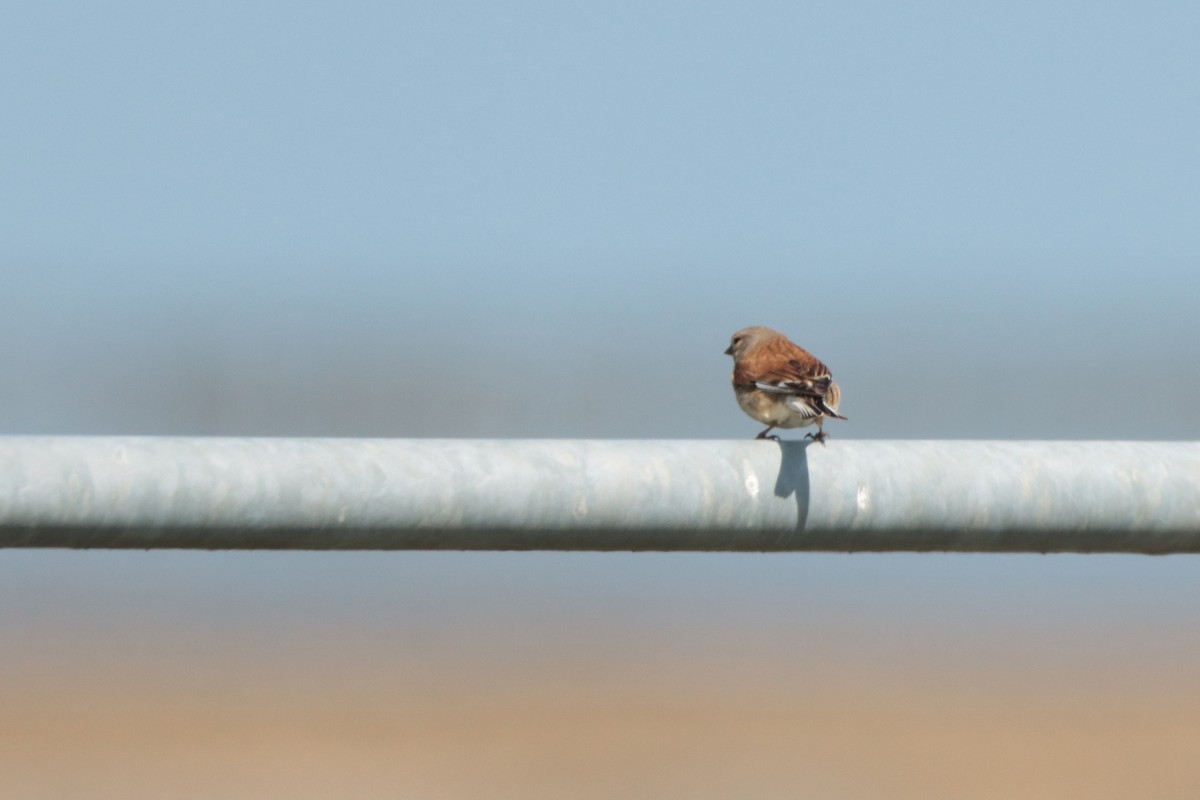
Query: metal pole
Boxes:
[{"xmin": 0, "ymin": 437, "xmax": 1196, "ymax": 552}]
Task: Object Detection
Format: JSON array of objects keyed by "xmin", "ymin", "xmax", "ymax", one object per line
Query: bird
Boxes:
[{"xmin": 725, "ymin": 326, "xmax": 847, "ymax": 443}]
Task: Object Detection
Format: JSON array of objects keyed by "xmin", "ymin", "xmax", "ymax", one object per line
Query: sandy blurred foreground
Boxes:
[
  {"xmin": 4, "ymin": 628, "xmax": 1200, "ymax": 799},
  {"xmin": 5, "ymin": 683, "xmax": 1199, "ymax": 800}
]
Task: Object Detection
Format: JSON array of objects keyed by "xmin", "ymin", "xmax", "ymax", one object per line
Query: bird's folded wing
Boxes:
[
  {"xmin": 754, "ymin": 377, "xmax": 829, "ymax": 396},
  {"xmin": 748, "ymin": 357, "xmax": 833, "ymax": 398}
]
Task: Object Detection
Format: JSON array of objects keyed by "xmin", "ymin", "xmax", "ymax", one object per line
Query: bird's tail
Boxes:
[{"xmin": 820, "ymin": 382, "xmax": 848, "ymax": 420}]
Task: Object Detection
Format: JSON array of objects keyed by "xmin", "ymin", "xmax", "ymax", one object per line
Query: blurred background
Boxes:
[{"xmin": 3, "ymin": 1, "xmax": 1199, "ymax": 797}]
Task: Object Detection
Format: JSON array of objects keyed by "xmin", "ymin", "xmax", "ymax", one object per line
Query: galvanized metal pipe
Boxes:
[{"xmin": 0, "ymin": 437, "xmax": 1196, "ymax": 552}]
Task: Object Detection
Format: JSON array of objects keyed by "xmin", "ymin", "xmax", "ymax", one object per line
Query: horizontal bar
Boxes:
[{"xmin": 0, "ymin": 437, "xmax": 1197, "ymax": 552}]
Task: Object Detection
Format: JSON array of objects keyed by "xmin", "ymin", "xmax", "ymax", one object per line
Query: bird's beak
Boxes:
[{"xmin": 723, "ymin": 345, "xmax": 733, "ymax": 356}]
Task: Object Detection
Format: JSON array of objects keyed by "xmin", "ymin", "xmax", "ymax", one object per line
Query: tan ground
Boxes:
[{"xmin": 4, "ymin": 633, "xmax": 1198, "ymax": 799}]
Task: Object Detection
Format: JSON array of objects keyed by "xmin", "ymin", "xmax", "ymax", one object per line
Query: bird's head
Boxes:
[{"xmin": 724, "ymin": 326, "xmax": 777, "ymax": 360}]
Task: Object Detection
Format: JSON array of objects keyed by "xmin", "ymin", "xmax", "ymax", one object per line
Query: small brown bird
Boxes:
[{"xmin": 725, "ymin": 326, "xmax": 847, "ymax": 443}]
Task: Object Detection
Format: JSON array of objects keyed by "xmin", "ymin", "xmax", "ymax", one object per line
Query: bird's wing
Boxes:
[
  {"xmin": 753, "ymin": 374, "xmax": 831, "ymax": 397},
  {"xmin": 746, "ymin": 352, "xmax": 834, "ymax": 399},
  {"xmin": 776, "ymin": 377, "xmax": 846, "ymax": 420}
]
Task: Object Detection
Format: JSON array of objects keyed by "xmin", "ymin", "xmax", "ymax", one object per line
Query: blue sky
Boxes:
[{"xmin": 4, "ymin": 1, "xmax": 1198, "ymax": 438}]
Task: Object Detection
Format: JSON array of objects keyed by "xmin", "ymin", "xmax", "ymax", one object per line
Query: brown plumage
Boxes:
[{"xmin": 724, "ymin": 326, "xmax": 847, "ymax": 443}]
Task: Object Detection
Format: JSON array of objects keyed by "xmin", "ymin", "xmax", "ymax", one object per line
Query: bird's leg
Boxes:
[
  {"xmin": 755, "ymin": 425, "xmax": 780, "ymax": 441},
  {"xmin": 805, "ymin": 423, "xmax": 829, "ymax": 446}
]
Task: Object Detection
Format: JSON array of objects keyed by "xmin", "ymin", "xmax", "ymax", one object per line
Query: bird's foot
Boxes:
[
  {"xmin": 805, "ymin": 431, "xmax": 829, "ymax": 446},
  {"xmin": 755, "ymin": 429, "xmax": 780, "ymax": 441}
]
